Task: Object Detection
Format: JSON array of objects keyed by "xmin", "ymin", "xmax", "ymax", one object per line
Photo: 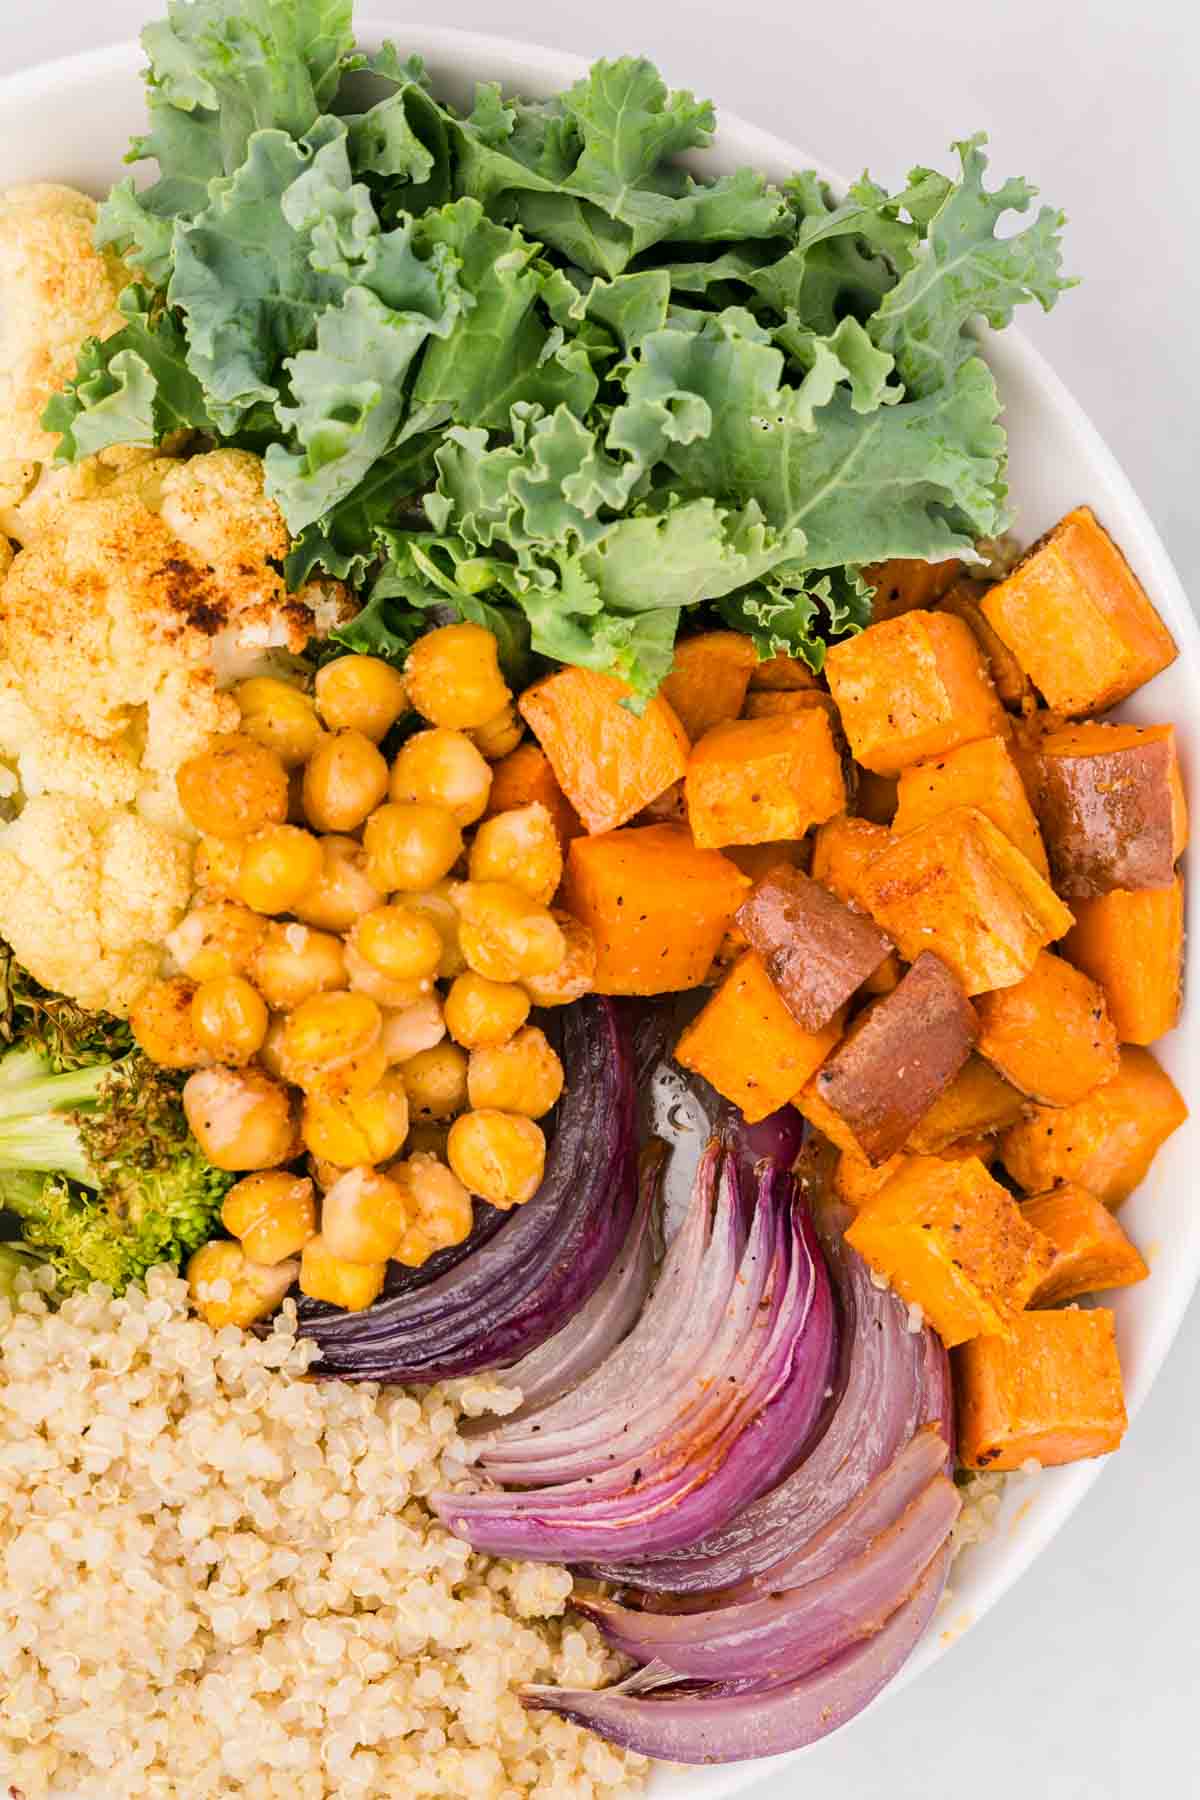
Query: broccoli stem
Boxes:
[
  {"xmin": 0, "ymin": 1111, "xmax": 97, "ymax": 1186},
  {"xmin": 0, "ymin": 1057, "xmax": 109, "ymax": 1123}
]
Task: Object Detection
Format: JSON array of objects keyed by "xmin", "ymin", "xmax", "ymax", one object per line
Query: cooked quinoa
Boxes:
[{"xmin": 0, "ymin": 1269, "xmax": 649, "ymax": 1800}]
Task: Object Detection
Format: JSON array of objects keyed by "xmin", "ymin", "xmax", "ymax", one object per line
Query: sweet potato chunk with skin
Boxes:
[
  {"xmin": 660, "ymin": 631, "xmax": 756, "ymax": 741},
  {"xmin": 519, "ymin": 667, "xmax": 689, "ymax": 835},
  {"xmin": 862, "ymin": 556, "xmax": 963, "ymax": 622},
  {"xmin": 1000, "ymin": 1045, "xmax": 1187, "ymax": 1207},
  {"xmin": 975, "ymin": 950, "xmax": 1119, "ymax": 1107},
  {"xmin": 676, "ymin": 950, "xmax": 844, "ymax": 1123},
  {"xmin": 860, "ymin": 807, "xmax": 1074, "ymax": 996},
  {"xmin": 936, "ymin": 577, "xmax": 1034, "ymax": 711},
  {"xmin": 846, "ymin": 1155, "xmax": 1054, "ymax": 1348},
  {"xmin": 813, "ymin": 952, "xmax": 979, "ymax": 1165},
  {"xmin": 980, "ymin": 507, "xmax": 1177, "ymax": 716},
  {"xmin": 484, "ymin": 743, "xmax": 582, "ymax": 847},
  {"xmin": 825, "ymin": 610, "xmax": 1008, "ymax": 776},
  {"xmin": 1062, "ymin": 878, "xmax": 1184, "ymax": 1045},
  {"xmin": 737, "ymin": 867, "xmax": 893, "ymax": 1032},
  {"xmin": 685, "ymin": 711, "xmax": 846, "ymax": 850},
  {"xmin": 561, "ymin": 824, "xmax": 747, "ymax": 996},
  {"xmin": 1022, "ymin": 1184, "xmax": 1149, "ymax": 1306},
  {"xmin": 905, "ymin": 1054, "xmax": 1027, "ymax": 1154},
  {"xmin": 894, "ymin": 736, "xmax": 1049, "ymax": 878},
  {"xmin": 956, "ymin": 1308, "xmax": 1128, "ymax": 1470},
  {"xmin": 1032, "ymin": 722, "xmax": 1187, "ymax": 898}
]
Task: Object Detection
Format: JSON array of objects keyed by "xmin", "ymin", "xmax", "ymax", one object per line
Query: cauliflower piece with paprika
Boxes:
[{"xmin": 0, "ymin": 795, "xmax": 192, "ymax": 1014}]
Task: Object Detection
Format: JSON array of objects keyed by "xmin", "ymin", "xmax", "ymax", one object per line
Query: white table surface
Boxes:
[{"xmin": 4, "ymin": 4, "xmax": 1198, "ymax": 1797}]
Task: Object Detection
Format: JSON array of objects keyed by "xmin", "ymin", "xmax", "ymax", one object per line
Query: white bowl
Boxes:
[{"xmin": 0, "ymin": 26, "xmax": 1194, "ymax": 1800}]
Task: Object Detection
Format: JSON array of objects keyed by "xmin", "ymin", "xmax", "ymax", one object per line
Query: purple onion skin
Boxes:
[
  {"xmin": 298, "ymin": 998, "xmax": 637, "ymax": 1382},
  {"xmin": 523, "ymin": 1546, "xmax": 952, "ymax": 1763}
]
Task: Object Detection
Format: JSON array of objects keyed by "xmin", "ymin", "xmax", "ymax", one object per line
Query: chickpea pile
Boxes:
[{"xmin": 131, "ymin": 624, "xmax": 597, "ymax": 1326}]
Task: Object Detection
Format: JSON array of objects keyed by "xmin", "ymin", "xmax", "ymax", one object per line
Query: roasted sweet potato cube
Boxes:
[
  {"xmin": 748, "ymin": 653, "xmax": 820, "ymax": 691},
  {"xmin": 1032, "ymin": 721, "xmax": 1187, "ymax": 898},
  {"xmin": 794, "ymin": 1080, "xmax": 868, "ymax": 1159},
  {"xmin": 845, "ymin": 1155, "xmax": 1054, "ymax": 1347},
  {"xmin": 936, "ymin": 577, "xmax": 1034, "ymax": 711},
  {"xmin": 834, "ymin": 1136, "xmax": 998, "ymax": 1209},
  {"xmin": 484, "ymin": 743, "xmax": 582, "ymax": 848},
  {"xmin": 660, "ymin": 631, "xmax": 757, "ymax": 741},
  {"xmin": 1000, "ymin": 1045, "xmax": 1187, "ymax": 1207},
  {"xmin": 675, "ymin": 950, "xmax": 844, "ymax": 1123},
  {"xmin": 824, "ymin": 610, "xmax": 1007, "ymax": 776},
  {"xmin": 956, "ymin": 1308, "xmax": 1128, "ymax": 1469},
  {"xmin": 811, "ymin": 815, "xmax": 894, "ymax": 909},
  {"xmin": 862, "ymin": 557, "xmax": 964, "ymax": 622},
  {"xmin": 737, "ymin": 867, "xmax": 893, "ymax": 1032},
  {"xmin": 1063, "ymin": 877, "xmax": 1184, "ymax": 1045},
  {"xmin": 975, "ymin": 950, "xmax": 1119, "ymax": 1107},
  {"xmin": 813, "ymin": 952, "xmax": 978, "ymax": 1164},
  {"xmin": 742, "ymin": 689, "xmax": 840, "ymax": 723},
  {"xmin": 980, "ymin": 507, "xmax": 1177, "ymax": 716},
  {"xmin": 894, "ymin": 736, "xmax": 1049, "ymax": 878},
  {"xmin": 519, "ymin": 667, "xmax": 689, "ymax": 835},
  {"xmin": 860, "ymin": 807, "xmax": 1074, "ymax": 996},
  {"xmin": 1021, "ymin": 1184, "xmax": 1149, "ymax": 1306},
  {"xmin": 723, "ymin": 840, "xmax": 809, "ymax": 883},
  {"xmin": 685, "ymin": 711, "xmax": 846, "ymax": 849},
  {"xmin": 905, "ymin": 1054, "xmax": 1027, "ymax": 1154},
  {"xmin": 561, "ymin": 824, "xmax": 748, "ymax": 996}
]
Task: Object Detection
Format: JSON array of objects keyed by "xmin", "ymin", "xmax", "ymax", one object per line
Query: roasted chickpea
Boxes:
[
  {"xmin": 301, "ymin": 1073, "xmax": 410, "ymax": 1166},
  {"xmin": 258, "ymin": 1012, "xmax": 290, "ymax": 1080},
  {"xmin": 281, "ymin": 990, "xmax": 381, "ymax": 1076},
  {"xmin": 177, "ymin": 733, "xmax": 289, "ymax": 838},
  {"xmin": 468, "ymin": 702, "xmax": 524, "ymax": 761},
  {"xmin": 404, "ymin": 881, "xmax": 467, "ymax": 979},
  {"xmin": 130, "ymin": 977, "xmax": 210, "ymax": 1070},
  {"xmin": 165, "ymin": 901, "xmax": 264, "ymax": 982},
  {"xmin": 302, "ymin": 730, "xmax": 390, "ymax": 834},
  {"xmin": 299, "ymin": 1235, "xmax": 387, "ymax": 1311},
  {"xmin": 405, "ymin": 623, "xmax": 511, "ymax": 730},
  {"xmin": 401, "ymin": 1041, "xmax": 469, "ymax": 1121},
  {"xmin": 385, "ymin": 1153, "xmax": 473, "ymax": 1267},
  {"xmin": 221, "ymin": 1170, "xmax": 317, "ymax": 1264},
  {"xmin": 447, "ymin": 1109, "xmax": 545, "ymax": 1209},
  {"xmin": 467, "ymin": 1025, "xmax": 564, "ymax": 1118},
  {"xmin": 314, "ymin": 654, "xmax": 408, "ymax": 742},
  {"xmin": 362, "ymin": 802, "xmax": 462, "ymax": 893},
  {"xmin": 352, "ymin": 905, "xmax": 443, "ymax": 983},
  {"xmin": 191, "ymin": 975, "xmax": 269, "ymax": 1066},
  {"xmin": 468, "ymin": 802, "xmax": 562, "ymax": 904},
  {"xmin": 251, "ymin": 921, "xmax": 347, "ymax": 1011},
  {"xmin": 321, "ymin": 1165, "xmax": 411, "ymax": 1263},
  {"xmin": 389, "ymin": 728, "xmax": 492, "ymax": 827},
  {"xmin": 303, "ymin": 1043, "xmax": 390, "ymax": 1101},
  {"xmin": 443, "ymin": 973, "xmax": 530, "ymax": 1049},
  {"xmin": 188, "ymin": 1240, "xmax": 300, "ymax": 1329},
  {"xmin": 522, "ymin": 910, "xmax": 598, "ymax": 1008},
  {"xmin": 236, "ymin": 824, "xmax": 323, "ymax": 915},
  {"xmin": 379, "ymin": 997, "xmax": 447, "ymax": 1065},
  {"xmin": 193, "ymin": 835, "xmax": 243, "ymax": 901},
  {"xmin": 183, "ymin": 1067, "xmax": 298, "ymax": 1171},
  {"xmin": 342, "ymin": 940, "xmax": 433, "ymax": 1009},
  {"xmin": 292, "ymin": 835, "xmax": 383, "ymax": 932},
  {"xmin": 234, "ymin": 676, "xmax": 323, "ymax": 767},
  {"xmin": 452, "ymin": 881, "xmax": 566, "ymax": 983}
]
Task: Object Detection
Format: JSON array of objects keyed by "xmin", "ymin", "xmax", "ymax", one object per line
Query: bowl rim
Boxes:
[{"xmin": 0, "ymin": 26, "xmax": 1196, "ymax": 1800}]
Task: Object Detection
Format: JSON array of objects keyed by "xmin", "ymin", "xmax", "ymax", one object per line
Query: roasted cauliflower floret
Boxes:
[
  {"xmin": 0, "ymin": 444, "xmax": 178, "ymax": 544},
  {"xmin": 0, "ymin": 184, "xmax": 126, "ymax": 467},
  {"xmin": 0, "ymin": 795, "xmax": 192, "ymax": 1014}
]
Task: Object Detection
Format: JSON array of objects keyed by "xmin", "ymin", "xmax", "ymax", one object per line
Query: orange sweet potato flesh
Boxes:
[
  {"xmin": 742, "ymin": 690, "xmax": 840, "ymax": 723},
  {"xmin": 825, "ymin": 610, "xmax": 1008, "ymax": 776},
  {"xmin": 975, "ymin": 949, "xmax": 1119, "ymax": 1107},
  {"xmin": 833, "ymin": 1136, "xmax": 997, "ymax": 1209},
  {"xmin": 853, "ymin": 769, "xmax": 899, "ymax": 826},
  {"xmin": 519, "ymin": 667, "xmax": 690, "ymax": 835},
  {"xmin": 1062, "ymin": 877, "xmax": 1184, "ymax": 1044},
  {"xmin": 893, "ymin": 735, "xmax": 1049, "ymax": 878},
  {"xmin": 485, "ymin": 743, "xmax": 583, "ymax": 848},
  {"xmin": 1021, "ymin": 1183, "xmax": 1149, "ymax": 1306},
  {"xmin": 675, "ymin": 950, "xmax": 844, "ymax": 1123},
  {"xmin": 980, "ymin": 507, "xmax": 1177, "ymax": 717},
  {"xmin": 1000, "ymin": 1044, "xmax": 1188, "ymax": 1207},
  {"xmin": 737, "ymin": 866, "xmax": 894, "ymax": 1032},
  {"xmin": 936, "ymin": 578, "xmax": 1034, "ymax": 712},
  {"xmin": 1031, "ymin": 721, "xmax": 1187, "ymax": 898},
  {"xmin": 561, "ymin": 824, "xmax": 748, "ymax": 996},
  {"xmin": 845, "ymin": 1155, "xmax": 1054, "ymax": 1348},
  {"xmin": 660, "ymin": 631, "xmax": 757, "ymax": 741},
  {"xmin": 859, "ymin": 806, "xmax": 1074, "ymax": 996},
  {"xmin": 956, "ymin": 1308, "xmax": 1128, "ymax": 1470},
  {"xmin": 748, "ymin": 654, "xmax": 820, "ymax": 691},
  {"xmin": 723, "ymin": 840, "xmax": 809, "ymax": 883},
  {"xmin": 862, "ymin": 557, "xmax": 964, "ymax": 623},
  {"xmin": 905, "ymin": 1054, "xmax": 1027, "ymax": 1154},
  {"xmin": 811, "ymin": 815, "xmax": 894, "ymax": 910},
  {"xmin": 685, "ymin": 711, "xmax": 846, "ymax": 849}
]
